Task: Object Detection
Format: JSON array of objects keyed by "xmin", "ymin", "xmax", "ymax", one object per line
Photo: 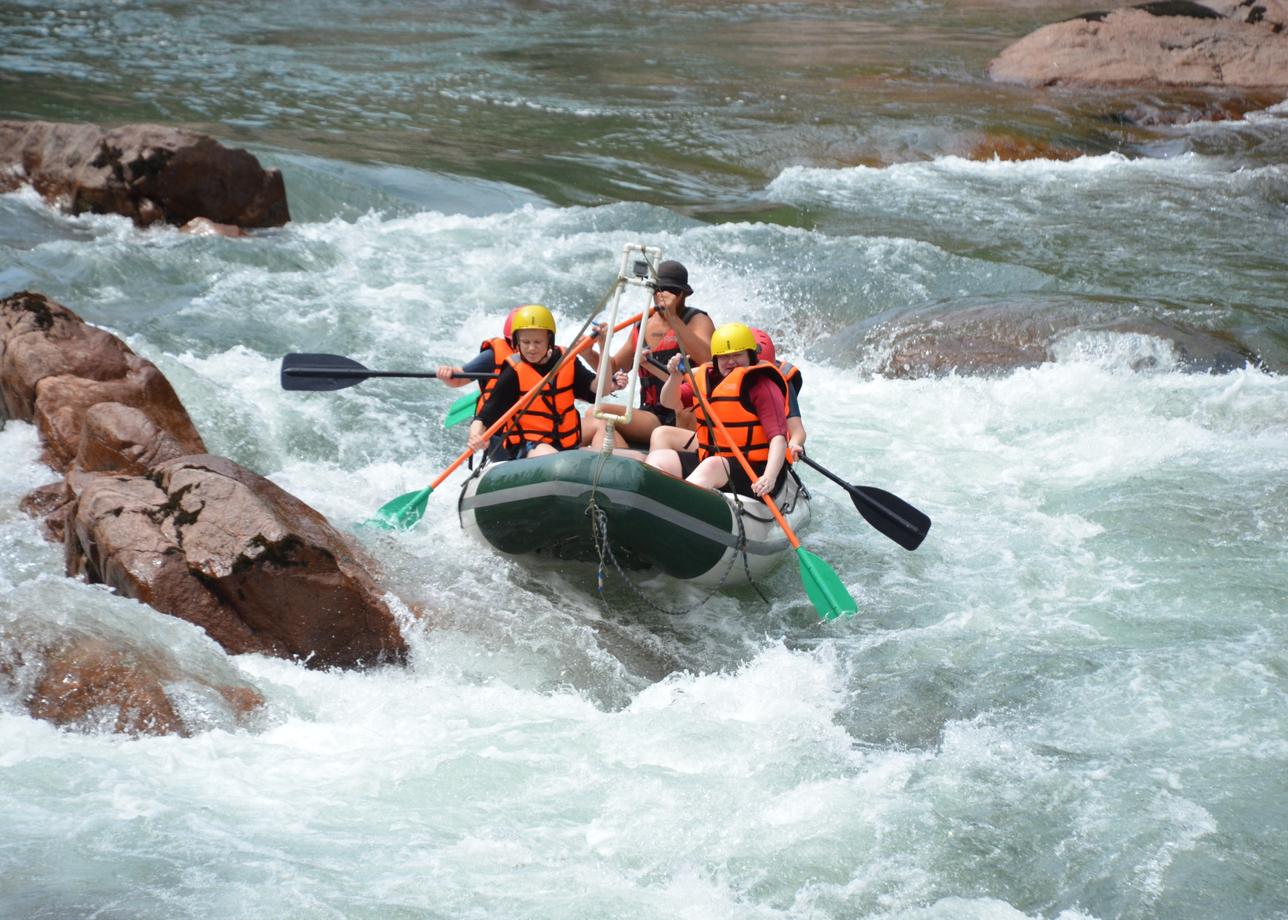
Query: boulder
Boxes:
[
  {"xmin": 987, "ymin": 1, "xmax": 1288, "ymax": 89},
  {"xmin": 64, "ymin": 455, "xmax": 408, "ymax": 669},
  {"xmin": 0, "ymin": 292, "xmax": 206, "ymax": 472},
  {"xmin": 0, "ymin": 120, "xmax": 289, "ymax": 228}
]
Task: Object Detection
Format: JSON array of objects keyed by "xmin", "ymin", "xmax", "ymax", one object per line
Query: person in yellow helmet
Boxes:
[
  {"xmin": 644, "ymin": 322, "xmax": 790, "ymax": 498},
  {"xmin": 648, "ymin": 326, "xmax": 807, "ymax": 461},
  {"xmin": 468, "ymin": 304, "xmax": 628, "ymax": 461}
]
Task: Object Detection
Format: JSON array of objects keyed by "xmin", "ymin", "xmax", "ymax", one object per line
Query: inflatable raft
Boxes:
[{"xmin": 458, "ymin": 450, "xmax": 810, "ymax": 587}]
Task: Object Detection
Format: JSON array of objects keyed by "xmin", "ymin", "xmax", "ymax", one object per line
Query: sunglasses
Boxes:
[{"xmin": 653, "ymin": 285, "xmax": 684, "ymax": 295}]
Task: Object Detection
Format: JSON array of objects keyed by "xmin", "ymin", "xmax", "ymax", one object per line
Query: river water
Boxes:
[{"xmin": 2, "ymin": 1, "xmax": 1287, "ymax": 918}]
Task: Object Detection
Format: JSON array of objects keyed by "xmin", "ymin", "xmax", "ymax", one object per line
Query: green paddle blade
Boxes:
[
  {"xmin": 443, "ymin": 392, "xmax": 477, "ymax": 429},
  {"xmin": 796, "ymin": 547, "xmax": 858, "ymax": 620},
  {"xmin": 364, "ymin": 486, "xmax": 433, "ymax": 530}
]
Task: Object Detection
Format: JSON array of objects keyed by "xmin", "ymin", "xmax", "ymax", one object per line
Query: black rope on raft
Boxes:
[{"xmin": 582, "ymin": 446, "xmax": 769, "ymax": 613}]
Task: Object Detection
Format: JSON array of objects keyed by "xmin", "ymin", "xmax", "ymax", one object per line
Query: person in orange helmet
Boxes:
[{"xmin": 435, "ymin": 306, "xmax": 523, "ymax": 416}]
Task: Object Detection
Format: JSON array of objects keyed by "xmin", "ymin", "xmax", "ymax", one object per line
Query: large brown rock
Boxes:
[
  {"xmin": 0, "ymin": 292, "xmax": 206, "ymax": 472},
  {"xmin": 64, "ymin": 455, "xmax": 408, "ymax": 669},
  {"xmin": 0, "ymin": 120, "xmax": 289, "ymax": 228},
  {"xmin": 987, "ymin": 1, "xmax": 1288, "ymax": 89}
]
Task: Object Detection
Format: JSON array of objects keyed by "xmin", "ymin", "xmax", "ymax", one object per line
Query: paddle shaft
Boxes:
[
  {"xmin": 431, "ymin": 310, "xmax": 649, "ymax": 492},
  {"xmin": 795, "ymin": 452, "xmax": 930, "ymax": 550},
  {"xmin": 283, "ymin": 367, "xmax": 497, "ymax": 382}
]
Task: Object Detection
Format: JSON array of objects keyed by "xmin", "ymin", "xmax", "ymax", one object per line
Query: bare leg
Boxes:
[
  {"xmin": 527, "ymin": 443, "xmax": 558, "ymax": 458},
  {"xmin": 649, "ymin": 424, "xmax": 698, "ymax": 452},
  {"xmin": 644, "ymin": 448, "xmax": 682, "ymax": 477},
  {"xmin": 687, "ymin": 456, "xmax": 731, "ymax": 490},
  {"xmin": 588, "ymin": 405, "xmax": 661, "ymax": 450}
]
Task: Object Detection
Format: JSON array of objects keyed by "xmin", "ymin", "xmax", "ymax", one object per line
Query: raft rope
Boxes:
[{"xmin": 583, "ymin": 446, "xmax": 769, "ymax": 614}]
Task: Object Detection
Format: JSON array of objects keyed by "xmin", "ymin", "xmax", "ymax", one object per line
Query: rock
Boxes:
[
  {"xmin": 835, "ymin": 297, "xmax": 1262, "ymax": 377},
  {"xmin": 966, "ymin": 135, "xmax": 1084, "ymax": 162},
  {"xmin": 64, "ymin": 455, "xmax": 408, "ymax": 669},
  {"xmin": 180, "ymin": 216, "xmax": 248, "ymax": 238},
  {"xmin": 0, "ymin": 291, "xmax": 132, "ymax": 422},
  {"xmin": 0, "ymin": 292, "xmax": 206, "ymax": 473},
  {"xmin": 5, "ymin": 291, "xmax": 409, "ymax": 673},
  {"xmin": 34, "ymin": 362, "xmax": 205, "ymax": 472},
  {"xmin": 987, "ymin": 1, "xmax": 1288, "ymax": 90},
  {"xmin": 0, "ymin": 120, "xmax": 289, "ymax": 228},
  {"xmin": 25, "ymin": 635, "xmax": 264, "ymax": 737},
  {"xmin": 18, "ymin": 479, "xmax": 76, "ymax": 543},
  {"xmin": 0, "ymin": 605, "xmax": 265, "ymax": 738},
  {"xmin": 73, "ymin": 401, "xmax": 195, "ymax": 476}
]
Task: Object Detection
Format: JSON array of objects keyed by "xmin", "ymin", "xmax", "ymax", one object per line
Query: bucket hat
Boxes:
[{"xmin": 653, "ymin": 260, "xmax": 693, "ymax": 296}]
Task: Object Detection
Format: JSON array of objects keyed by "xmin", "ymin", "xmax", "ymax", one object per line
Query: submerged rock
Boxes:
[
  {"xmin": 987, "ymin": 1, "xmax": 1288, "ymax": 90},
  {"xmin": 0, "ymin": 120, "xmax": 289, "ymax": 229},
  {"xmin": 26, "ymin": 635, "xmax": 264, "ymax": 737},
  {"xmin": 0, "ymin": 594, "xmax": 266, "ymax": 738},
  {"xmin": 834, "ymin": 297, "xmax": 1262, "ymax": 378}
]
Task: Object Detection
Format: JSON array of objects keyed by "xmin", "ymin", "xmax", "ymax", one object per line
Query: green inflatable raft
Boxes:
[{"xmin": 458, "ymin": 450, "xmax": 811, "ymax": 586}]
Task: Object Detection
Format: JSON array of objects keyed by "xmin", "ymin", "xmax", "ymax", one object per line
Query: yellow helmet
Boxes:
[
  {"xmin": 710, "ymin": 322, "xmax": 757, "ymax": 357},
  {"xmin": 509, "ymin": 304, "xmax": 556, "ymax": 339}
]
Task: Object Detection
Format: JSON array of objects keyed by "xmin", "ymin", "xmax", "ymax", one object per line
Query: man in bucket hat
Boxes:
[{"xmin": 582, "ymin": 259, "xmax": 716, "ymax": 453}]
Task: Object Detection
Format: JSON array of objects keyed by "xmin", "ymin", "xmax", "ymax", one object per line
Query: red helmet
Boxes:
[
  {"xmin": 502, "ymin": 306, "xmax": 523, "ymax": 340},
  {"xmin": 749, "ymin": 327, "xmax": 776, "ymax": 364}
]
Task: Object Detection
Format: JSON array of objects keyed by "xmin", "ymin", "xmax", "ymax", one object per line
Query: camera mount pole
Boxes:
[{"xmin": 591, "ymin": 242, "xmax": 662, "ymax": 455}]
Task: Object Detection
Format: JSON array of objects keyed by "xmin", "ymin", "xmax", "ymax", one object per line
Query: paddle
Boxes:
[
  {"xmin": 794, "ymin": 452, "xmax": 931, "ymax": 552},
  {"xmin": 280, "ymin": 353, "xmax": 496, "ymax": 392},
  {"xmin": 367, "ymin": 308, "xmax": 649, "ymax": 530},
  {"xmin": 681, "ymin": 359, "xmax": 857, "ymax": 620},
  {"xmin": 443, "ymin": 391, "xmax": 479, "ymax": 429}
]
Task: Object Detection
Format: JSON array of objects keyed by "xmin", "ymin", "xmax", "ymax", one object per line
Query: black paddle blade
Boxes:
[
  {"xmin": 849, "ymin": 485, "xmax": 931, "ymax": 551},
  {"xmin": 280, "ymin": 353, "xmax": 370, "ymax": 391},
  {"xmin": 796, "ymin": 453, "xmax": 931, "ymax": 552}
]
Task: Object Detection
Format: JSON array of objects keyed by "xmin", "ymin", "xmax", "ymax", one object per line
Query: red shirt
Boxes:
[{"xmin": 679, "ymin": 374, "xmax": 787, "ymax": 439}]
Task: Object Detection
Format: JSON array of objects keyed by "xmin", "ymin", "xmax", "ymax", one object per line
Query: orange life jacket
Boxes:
[
  {"xmin": 692, "ymin": 362, "xmax": 788, "ymax": 466},
  {"xmin": 502, "ymin": 348, "xmax": 582, "ymax": 451},
  {"xmin": 777, "ymin": 360, "xmax": 802, "ymax": 395},
  {"xmin": 476, "ymin": 336, "xmax": 516, "ymax": 415}
]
